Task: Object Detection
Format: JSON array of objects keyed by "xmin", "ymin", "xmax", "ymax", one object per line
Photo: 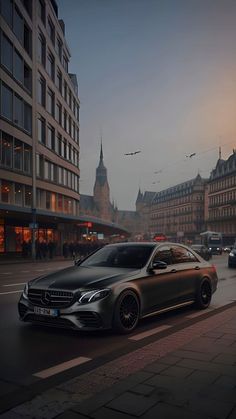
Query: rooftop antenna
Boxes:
[{"xmin": 219, "ymin": 146, "xmax": 222, "ymax": 159}]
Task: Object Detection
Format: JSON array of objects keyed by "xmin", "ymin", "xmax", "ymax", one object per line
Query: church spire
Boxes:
[{"xmin": 100, "ymin": 138, "xmax": 103, "ymax": 163}]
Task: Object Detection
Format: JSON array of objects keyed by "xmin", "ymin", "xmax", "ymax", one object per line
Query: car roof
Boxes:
[{"xmin": 106, "ymin": 242, "xmax": 192, "ymax": 248}]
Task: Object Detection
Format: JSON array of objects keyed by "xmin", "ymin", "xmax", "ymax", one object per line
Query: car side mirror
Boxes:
[
  {"xmin": 149, "ymin": 260, "xmax": 167, "ymax": 271},
  {"xmin": 74, "ymin": 258, "xmax": 81, "ymax": 266}
]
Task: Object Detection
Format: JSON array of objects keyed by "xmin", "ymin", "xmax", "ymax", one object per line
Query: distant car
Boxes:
[
  {"xmin": 191, "ymin": 245, "xmax": 212, "ymax": 261},
  {"xmin": 228, "ymin": 247, "xmax": 236, "ymax": 268},
  {"xmin": 18, "ymin": 242, "xmax": 218, "ymax": 334}
]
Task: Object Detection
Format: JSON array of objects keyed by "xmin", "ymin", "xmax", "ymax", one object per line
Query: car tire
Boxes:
[
  {"xmin": 113, "ymin": 290, "xmax": 140, "ymax": 334},
  {"xmin": 195, "ymin": 279, "xmax": 212, "ymax": 309}
]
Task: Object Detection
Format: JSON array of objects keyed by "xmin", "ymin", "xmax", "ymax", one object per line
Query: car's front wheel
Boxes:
[
  {"xmin": 195, "ymin": 280, "xmax": 212, "ymax": 309},
  {"xmin": 113, "ymin": 290, "xmax": 140, "ymax": 334}
]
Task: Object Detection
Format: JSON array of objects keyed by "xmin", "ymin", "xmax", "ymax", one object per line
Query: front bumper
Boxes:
[{"xmin": 18, "ymin": 295, "xmax": 113, "ymax": 331}]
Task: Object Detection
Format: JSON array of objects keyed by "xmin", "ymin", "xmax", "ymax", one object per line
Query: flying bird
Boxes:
[
  {"xmin": 124, "ymin": 150, "xmax": 141, "ymax": 156},
  {"xmin": 186, "ymin": 153, "xmax": 196, "ymax": 158},
  {"xmin": 154, "ymin": 170, "xmax": 162, "ymax": 174}
]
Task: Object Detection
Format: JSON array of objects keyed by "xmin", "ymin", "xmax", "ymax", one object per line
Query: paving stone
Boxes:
[
  {"xmin": 213, "ymin": 353, "xmax": 236, "ymax": 365},
  {"xmin": 56, "ymin": 410, "xmax": 89, "ymax": 419},
  {"xmin": 188, "ymin": 396, "xmax": 235, "ymax": 419},
  {"xmin": 177, "ymin": 358, "xmax": 236, "ymax": 376},
  {"xmin": 142, "ymin": 401, "xmax": 210, "ymax": 419},
  {"xmin": 160, "ymin": 365, "xmax": 193, "ymax": 378},
  {"xmin": 0, "ymin": 381, "xmax": 22, "ymax": 397},
  {"xmin": 92, "ymin": 406, "xmax": 136, "ymax": 419},
  {"xmin": 131, "ymin": 383, "xmax": 155, "ymax": 396},
  {"xmin": 198, "ymin": 385, "xmax": 236, "ymax": 403},
  {"xmin": 214, "ymin": 375, "xmax": 236, "ymax": 389},
  {"xmin": 185, "ymin": 370, "xmax": 220, "ymax": 387},
  {"xmin": 106, "ymin": 391, "xmax": 157, "ymax": 416},
  {"xmin": 173, "ymin": 349, "xmax": 217, "ymax": 361},
  {"xmin": 143, "ymin": 362, "xmax": 169, "ymax": 374},
  {"xmin": 157, "ymin": 355, "xmax": 182, "ymax": 365}
]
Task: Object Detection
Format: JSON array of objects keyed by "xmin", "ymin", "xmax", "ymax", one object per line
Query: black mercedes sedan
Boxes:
[{"xmin": 18, "ymin": 242, "xmax": 218, "ymax": 333}]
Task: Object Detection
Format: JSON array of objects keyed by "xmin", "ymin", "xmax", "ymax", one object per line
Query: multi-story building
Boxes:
[
  {"xmin": 0, "ymin": 0, "xmax": 80, "ymax": 255},
  {"xmin": 207, "ymin": 150, "xmax": 236, "ymax": 245},
  {"xmin": 149, "ymin": 174, "xmax": 206, "ymax": 243}
]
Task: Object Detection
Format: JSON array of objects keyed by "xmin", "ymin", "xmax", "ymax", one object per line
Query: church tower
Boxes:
[{"xmin": 93, "ymin": 142, "xmax": 111, "ymax": 221}]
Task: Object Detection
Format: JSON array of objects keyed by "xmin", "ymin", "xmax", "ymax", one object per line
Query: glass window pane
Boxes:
[
  {"xmin": 14, "ymin": 94, "xmax": 24, "ymax": 128},
  {"xmin": 1, "ymin": 0, "xmax": 13, "ymax": 27},
  {"xmin": 14, "ymin": 183, "xmax": 23, "ymax": 205},
  {"xmin": 14, "ymin": 138, "xmax": 23, "ymax": 170},
  {"xmin": 1, "ymin": 83, "xmax": 13, "ymax": 121},
  {"xmin": 13, "ymin": 6, "xmax": 24, "ymax": 44},
  {"xmin": 1, "ymin": 33, "xmax": 13, "ymax": 72},
  {"xmin": 24, "ymin": 185, "xmax": 32, "ymax": 206},
  {"xmin": 1, "ymin": 132, "xmax": 13, "ymax": 167},
  {"xmin": 24, "ymin": 102, "xmax": 32, "ymax": 134},
  {"xmin": 13, "ymin": 50, "xmax": 24, "ymax": 84},
  {"xmin": 1, "ymin": 180, "xmax": 12, "ymax": 203},
  {"xmin": 24, "ymin": 143, "xmax": 31, "ymax": 172}
]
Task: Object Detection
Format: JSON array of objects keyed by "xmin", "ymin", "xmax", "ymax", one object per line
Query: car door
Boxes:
[
  {"xmin": 169, "ymin": 245, "xmax": 201, "ymax": 305},
  {"xmin": 139, "ymin": 245, "xmax": 180, "ymax": 315}
]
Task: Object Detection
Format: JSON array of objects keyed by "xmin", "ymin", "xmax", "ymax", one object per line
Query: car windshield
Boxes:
[{"xmin": 79, "ymin": 245, "xmax": 155, "ymax": 269}]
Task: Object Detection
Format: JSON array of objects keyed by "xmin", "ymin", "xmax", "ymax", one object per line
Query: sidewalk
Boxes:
[{"xmin": 1, "ymin": 303, "xmax": 236, "ymax": 419}]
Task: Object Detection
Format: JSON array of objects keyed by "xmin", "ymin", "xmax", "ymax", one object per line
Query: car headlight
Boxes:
[
  {"xmin": 229, "ymin": 252, "xmax": 234, "ymax": 257},
  {"xmin": 23, "ymin": 283, "xmax": 29, "ymax": 299},
  {"xmin": 78, "ymin": 289, "xmax": 111, "ymax": 304},
  {"xmin": 209, "ymin": 247, "xmax": 212, "ymax": 251}
]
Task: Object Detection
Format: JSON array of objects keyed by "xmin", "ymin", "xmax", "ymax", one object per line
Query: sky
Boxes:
[{"xmin": 57, "ymin": 0, "xmax": 236, "ymax": 210}]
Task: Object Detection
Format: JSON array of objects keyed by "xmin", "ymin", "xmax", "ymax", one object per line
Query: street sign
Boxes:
[{"xmin": 77, "ymin": 222, "xmax": 93, "ymax": 227}]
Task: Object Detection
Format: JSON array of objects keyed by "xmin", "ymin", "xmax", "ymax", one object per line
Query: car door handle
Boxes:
[
  {"xmin": 170, "ymin": 269, "xmax": 177, "ymax": 273},
  {"xmin": 195, "ymin": 266, "xmax": 200, "ymax": 270}
]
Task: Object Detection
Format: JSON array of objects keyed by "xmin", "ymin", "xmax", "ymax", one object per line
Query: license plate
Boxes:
[{"xmin": 34, "ymin": 307, "xmax": 59, "ymax": 317}]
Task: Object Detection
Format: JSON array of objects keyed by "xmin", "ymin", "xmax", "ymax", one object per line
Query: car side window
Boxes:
[
  {"xmin": 153, "ymin": 246, "xmax": 173, "ymax": 265},
  {"xmin": 171, "ymin": 246, "xmax": 198, "ymax": 264}
]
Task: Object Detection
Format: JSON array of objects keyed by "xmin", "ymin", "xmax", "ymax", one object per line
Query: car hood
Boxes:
[{"xmin": 30, "ymin": 265, "xmax": 140, "ymax": 291}]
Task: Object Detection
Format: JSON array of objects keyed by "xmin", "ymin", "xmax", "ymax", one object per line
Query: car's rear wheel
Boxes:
[
  {"xmin": 196, "ymin": 280, "xmax": 212, "ymax": 309},
  {"xmin": 113, "ymin": 290, "xmax": 140, "ymax": 334}
]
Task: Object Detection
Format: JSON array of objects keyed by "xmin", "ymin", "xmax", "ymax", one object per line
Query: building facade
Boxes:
[
  {"xmin": 149, "ymin": 174, "xmax": 206, "ymax": 243},
  {"xmin": 207, "ymin": 151, "xmax": 236, "ymax": 245},
  {"xmin": 0, "ymin": 0, "xmax": 80, "ymax": 254}
]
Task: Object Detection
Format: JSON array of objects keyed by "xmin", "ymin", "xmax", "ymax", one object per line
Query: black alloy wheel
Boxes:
[
  {"xmin": 196, "ymin": 280, "xmax": 212, "ymax": 309},
  {"xmin": 113, "ymin": 291, "xmax": 140, "ymax": 334}
]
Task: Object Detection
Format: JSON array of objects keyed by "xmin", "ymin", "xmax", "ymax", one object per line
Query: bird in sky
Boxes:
[
  {"xmin": 124, "ymin": 150, "xmax": 141, "ymax": 156},
  {"xmin": 154, "ymin": 170, "xmax": 162, "ymax": 174},
  {"xmin": 186, "ymin": 153, "xmax": 196, "ymax": 158}
]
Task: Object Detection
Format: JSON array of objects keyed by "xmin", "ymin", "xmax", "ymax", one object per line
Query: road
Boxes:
[{"xmin": 0, "ymin": 254, "xmax": 235, "ymax": 411}]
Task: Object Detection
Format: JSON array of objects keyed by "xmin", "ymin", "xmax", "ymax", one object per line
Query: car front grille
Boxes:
[
  {"xmin": 76, "ymin": 311, "xmax": 103, "ymax": 328},
  {"xmin": 28, "ymin": 288, "xmax": 74, "ymax": 308},
  {"xmin": 25, "ymin": 313, "xmax": 75, "ymax": 329},
  {"xmin": 18, "ymin": 302, "xmax": 28, "ymax": 318}
]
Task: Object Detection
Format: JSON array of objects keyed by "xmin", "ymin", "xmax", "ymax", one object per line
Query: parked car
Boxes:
[
  {"xmin": 18, "ymin": 242, "xmax": 218, "ymax": 334},
  {"xmin": 228, "ymin": 247, "xmax": 236, "ymax": 268},
  {"xmin": 191, "ymin": 245, "xmax": 212, "ymax": 261}
]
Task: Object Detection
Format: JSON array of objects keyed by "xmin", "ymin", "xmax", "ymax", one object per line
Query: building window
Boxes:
[
  {"xmin": 0, "ymin": 0, "xmax": 13, "ymax": 27},
  {"xmin": 1, "ymin": 32, "xmax": 13, "ymax": 72},
  {"xmin": 47, "ymin": 124, "xmax": 55, "ymax": 149},
  {"xmin": 56, "ymin": 36, "xmax": 62, "ymax": 61},
  {"xmin": 63, "ymin": 110, "xmax": 67, "ymax": 132},
  {"xmin": 13, "ymin": 6, "xmax": 24, "ymax": 44},
  {"xmin": 47, "ymin": 88, "xmax": 55, "ymax": 117},
  {"xmin": 46, "ymin": 191, "xmax": 51, "ymax": 209},
  {"xmin": 13, "ymin": 50, "xmax": 24, "ymax": 84},
  {"xmin": 14, "ymin": 94, "xmax": 24, "ymax": 128},
  {"xmin": 47, "ymin": 17, "xmax": 55, "ymax": 45},
  {"xmin": 37, "ymin": 73, "xmax": 46, "ymax": 106},
  {"xmin": 38, "ymin": 31, "xmax": 46, "ymax": 66},
  {"xmin": 46, "ymin": 50, "xmax": 55, "ymax": 81},
  {"xmin": 14, "ymin": 139, "xmax": 23, "ymax": 170},
  {"xmin": 56, "ymin": 101, "xmax": 62, "ymax": 124},
  {"xmin": 24, "ymin": 22, "xmax": 32, "ymax": 56},
  {"xmin": 38, "ymin": 0, "xmax": 45, "ymax": 24},
  {"xmin": 38, "ymin": 116, "xmax": 46, "ymax": 144},
  {"xmin": 24, "ymin": 63, "xmax": 32, "ymax": 92},
  {"xmin": 1, "ymin": 83, "xmax": 13, "ymax": 121},
  {"xmin": 1, "ymin": 180, "xmax": 12, "ymax": 203},
  {"xmin": 0, "ymin": 132, "xmax": 13, "ymax": 167},
  {"xmin": 57, "ymin": 134, "xmax": 62, "ymax": 156},
  {"xmin": 62, "ymin": 53, "xmax": 68, "ymax": 72},
  {"xmin": 24, "ymin": 185, "xmax": 32, "ymax": 206},
  {"xmin": 14, "ymin": 183, "xmax": 23, "ymax": 205},
  {"xmin": 57, "ymin": 194, "xmax": 63, "ymax": 211},
  {"xmin": 24, "ymin": 143, "xmax": 31, "ymax": 173},
  {"xmin": 56, "ymin": 68, "xmax": 62, "ymax": 93},
  {"xmin": 24, "ymin": 102, "xmax": 32, "ymax": 134}
]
